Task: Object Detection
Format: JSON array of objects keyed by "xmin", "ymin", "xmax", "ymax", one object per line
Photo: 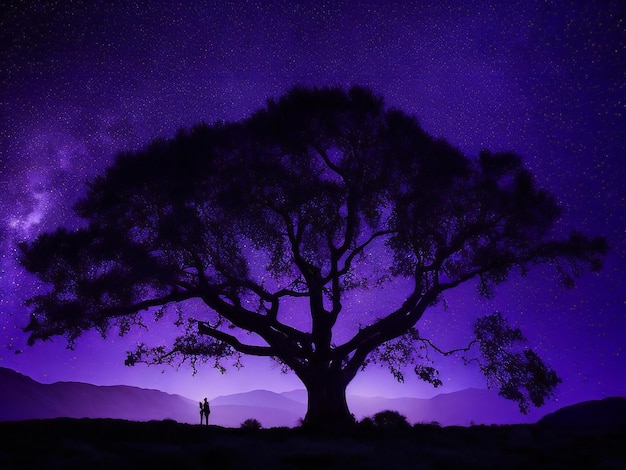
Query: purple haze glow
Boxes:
[{"xmin": 1, "ymin": 1, "xmax": 624, "ymax": 417}]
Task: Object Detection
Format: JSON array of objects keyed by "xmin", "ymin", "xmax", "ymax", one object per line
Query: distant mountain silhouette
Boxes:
[
  {"xmin": 213, "ymin": 386, "xmax": 566, "ymax": 426},
  {"xmin": 210, "ymin": 390, "xmax": 306, "ymax": 427},
  {"xmin": 0, "ymin": 367, "xmax": 199, "ymax": 423},
  {"xmin": 345, "ymin": 388, "xmax": 562, "ymax": 426},
  {"xmin": 0, "ymin": 368, "xmax": 307, "ymax": 427},
  {"xmin": 538, "ymin": 397, "xmax": 626, "ymax": 428},
  {"xmin": 211, "ymin": 389, "xmax": 306, "ymax": 413},
  {"xmin": 3, "ymin": 367, "xmax": 610, "ymax": 428}
]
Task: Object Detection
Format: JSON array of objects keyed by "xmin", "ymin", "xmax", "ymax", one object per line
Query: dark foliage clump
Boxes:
[
  {"xmin": 240, "ymin": 418, "xmax": 262, "ymax": 430},
  {"xmin": 372, "ymin": 410, "xmax": 411, "ymax": 430},
  {"xmin": 358, "ymin": 410, "xmax": 411, "ymax": 432}
]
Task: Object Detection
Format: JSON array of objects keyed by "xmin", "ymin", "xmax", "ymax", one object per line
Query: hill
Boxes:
[
  {"xmin": 0, "ymin": 367, "xmax": 305, "ymax": 427},
  {"xmin": 0, "ymin": 367, "xmax": 600, "ymax": 428},
  {"xmin": 0, "ymin": 367, "xmax": 199, "ymax": 423},
  {"xmin": 538, "ymin": 396, "xmax": 626, "ymax": 427}
]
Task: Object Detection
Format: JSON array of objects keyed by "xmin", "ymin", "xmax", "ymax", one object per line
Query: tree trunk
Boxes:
[{"xmin": 302, "ymin": 367, "xmax": 353, "ymax": 429}]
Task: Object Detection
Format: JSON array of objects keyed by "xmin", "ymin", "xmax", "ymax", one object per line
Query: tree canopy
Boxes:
[{"xmin": 19, "ymin": 86, "xmax": 607, "ymax": 427}]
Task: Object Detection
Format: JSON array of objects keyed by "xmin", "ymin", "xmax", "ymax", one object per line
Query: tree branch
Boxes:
[
  {"xmin": 333, "ymin": 229, "xmax": 395, "ymax": 280},
  {"xmin": 101, "ymin": 289, "xmax": 202, "ymax": 317},
  {"xmin": 197, "ymin": 321, "xmax": 276, "ymax": 356},
  {"xmin": 419, "ymin": 337, "xmax": 479, "ymax": 356},
  {"xmin": 311, "ymin": 143, "xmax": 348, "ymax": 182}
]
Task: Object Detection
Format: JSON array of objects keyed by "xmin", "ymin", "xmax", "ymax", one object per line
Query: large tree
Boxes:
[{"xmin": 19, "ymin": 87, "xmax": 606, "ymax": 428}]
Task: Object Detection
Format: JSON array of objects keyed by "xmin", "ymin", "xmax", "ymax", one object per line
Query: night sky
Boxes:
[{"xmin": 1, "ymin": 1, "xmax": 624, "ymax": 415}]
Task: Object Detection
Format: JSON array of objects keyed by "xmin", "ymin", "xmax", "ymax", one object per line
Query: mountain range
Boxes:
[{"xmin": 2, "ymin": 367, "xmax": 618, "ymax": 428}]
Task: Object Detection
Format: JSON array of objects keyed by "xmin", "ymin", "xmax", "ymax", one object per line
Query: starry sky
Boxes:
[{"xmin": 1, "ymin": 1, "xmax": 624, "ymax": 413}]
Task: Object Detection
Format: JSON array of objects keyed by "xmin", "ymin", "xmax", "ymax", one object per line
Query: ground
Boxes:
[{"xmin": 0, "ymin": 418, "xmax": 624, "ymax": 469}]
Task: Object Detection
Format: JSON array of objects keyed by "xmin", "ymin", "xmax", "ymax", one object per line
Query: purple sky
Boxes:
[{"xmin": 1, "ymin": 1, "xmax": 624, "ymax": 414}]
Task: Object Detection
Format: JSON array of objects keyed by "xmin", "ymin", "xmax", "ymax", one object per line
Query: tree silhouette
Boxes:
[{"xmin": 19, "ymin": 86, "xmax": 607, "ymax": 428}]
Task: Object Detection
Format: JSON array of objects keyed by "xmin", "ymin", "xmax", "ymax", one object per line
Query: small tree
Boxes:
[{"xmin": 19, "ymin": 86, "xmax": 607, "ymax": 428}]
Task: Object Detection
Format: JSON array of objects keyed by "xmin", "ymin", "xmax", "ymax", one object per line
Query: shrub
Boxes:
[
  {"xmin": 240, "ymin": 418, "xmax": 262, "ymax": 430},
  {"xmin": 358, "ymin": 416, "xmax": 376, "ymax": 431},
  {"xmin": 372, "ymin": 410, "xmax": 411, "ymax": 430}
]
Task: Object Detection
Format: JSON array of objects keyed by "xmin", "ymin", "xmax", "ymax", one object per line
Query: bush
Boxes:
[
  {"xmin": 240, "ymin": 418, "xmax": 262, "ymax": 430},
  {"xmin": 358, "ymin": 416, "xmax": 376, "ymax": 431},
  {"xmin": 372, "ymin": 410, "xmax": 411, "ymax": 430}
]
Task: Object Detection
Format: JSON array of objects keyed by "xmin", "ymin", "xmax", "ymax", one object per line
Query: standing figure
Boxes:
[
  {"xmin": 199, "ymin": 401, "xmax": 204, "ymax": 425},
  {"xmin": 202, "ymin": 397, "xmax": 211, "ymax": 425}
]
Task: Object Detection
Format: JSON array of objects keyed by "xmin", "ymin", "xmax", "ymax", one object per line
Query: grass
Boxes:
[{"xmin": 0, "ymin": 418, "xmax": 624, "ymax": 469}]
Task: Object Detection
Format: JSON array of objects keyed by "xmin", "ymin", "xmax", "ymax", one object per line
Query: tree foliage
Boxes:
[
  {"xmin": 473, "ymin": 312, "xmax": 562, "ymax": 413},
  {"xmin": 19, "ymin": 86, "xmax": 607, "ymax": 425}
]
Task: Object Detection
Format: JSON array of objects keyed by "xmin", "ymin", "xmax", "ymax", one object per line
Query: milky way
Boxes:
[{"xmin": 1, "ymin": 1, "xmax": 624, "ymax": 411}]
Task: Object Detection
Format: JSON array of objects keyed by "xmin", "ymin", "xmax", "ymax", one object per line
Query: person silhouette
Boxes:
[{"xmin": 202, "ymin": 397, "xmax": 210, "ymax": 425}]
